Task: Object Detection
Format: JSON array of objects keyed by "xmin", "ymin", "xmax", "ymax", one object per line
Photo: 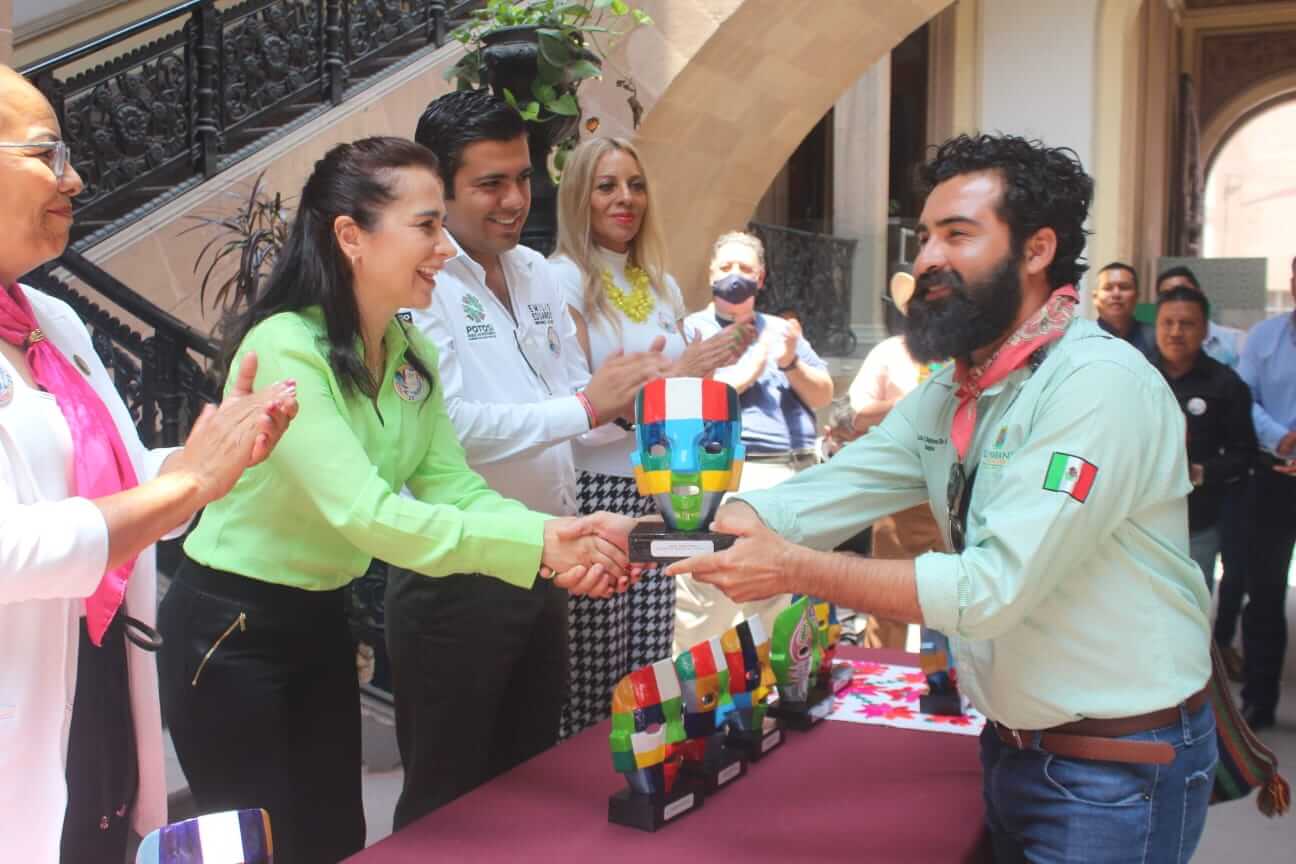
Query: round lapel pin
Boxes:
[
  {"xmin": 392, "ymin": 362, "xmax": 428, "ymax": 402},
  {"xmin": 73, "ymin": 354, "xmax": 92, "ymax": 377}
]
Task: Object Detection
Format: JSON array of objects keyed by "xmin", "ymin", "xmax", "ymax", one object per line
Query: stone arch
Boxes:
[
  {"xmin": 1202, "ymin": 71, "xmax": 1296, "ymax": 178},
  {"xmin": 584, "ymin": 0, "xmax": 954, "ymax": 305}
]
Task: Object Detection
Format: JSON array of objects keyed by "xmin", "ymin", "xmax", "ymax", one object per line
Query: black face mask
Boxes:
[{"xmin": 711, "ymin": 274, "xmax": 759, "ymax": 305}]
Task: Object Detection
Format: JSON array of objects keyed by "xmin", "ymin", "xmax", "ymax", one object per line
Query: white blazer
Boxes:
[{"xmin": 0, "ymin": 286, "xmax": 174, "ymax": 862}]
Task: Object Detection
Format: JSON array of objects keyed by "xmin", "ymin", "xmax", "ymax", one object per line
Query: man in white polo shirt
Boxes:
[{"xmin": 385, "ymin": 89, "xmax": 668, "ymax": 829}]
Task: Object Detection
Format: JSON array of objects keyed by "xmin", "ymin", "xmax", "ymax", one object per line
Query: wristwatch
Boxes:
[{"xmin": 779, "ymin": 357, "xmax": 799, "ymax": 373}]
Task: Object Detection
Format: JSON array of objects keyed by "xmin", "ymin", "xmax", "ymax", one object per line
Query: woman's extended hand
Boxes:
[
  {"xmin": 669, "ymin": 320, "xmax": 754, "ymax": 378},
  {"xmin": 540, "ymin": 512, "xmax": 638, "ymax": 596},
  {"xmin": 166, "ymin": 352, "xmax": 298, "ymax": 505}
]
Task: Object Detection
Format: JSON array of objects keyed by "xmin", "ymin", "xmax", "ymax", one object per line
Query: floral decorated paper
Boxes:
[{"xmin": 826, "ymin": 660, "xmax": 987, "ymax": 736}]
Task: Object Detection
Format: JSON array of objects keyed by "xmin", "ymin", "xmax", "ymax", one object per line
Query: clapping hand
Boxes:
[{"xmin": 167, "ymin": 352, "xmax": 298, "ymax": 505}]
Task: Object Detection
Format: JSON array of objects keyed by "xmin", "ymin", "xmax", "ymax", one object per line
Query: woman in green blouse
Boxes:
[{"xmin": 157, "ymin": 138, "xmax": 632, "ymax": 864}]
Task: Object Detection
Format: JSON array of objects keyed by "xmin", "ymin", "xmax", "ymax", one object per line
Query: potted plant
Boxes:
[{"xmin": 447, "ymin": 0, "xmax": 652, "ymax": 253}]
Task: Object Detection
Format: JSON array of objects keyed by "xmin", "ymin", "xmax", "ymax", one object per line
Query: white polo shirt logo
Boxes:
[{"xmin": 463, "ymin": 294, "xmax": 496, "ymax": 342}]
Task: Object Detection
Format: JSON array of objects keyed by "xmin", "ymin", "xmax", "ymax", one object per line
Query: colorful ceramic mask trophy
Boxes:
[
  {"xmin": 608, "ymin": 658, "xmax": 703, "ymax": 831},
  {"xmin": 719, "ymin": 616, "xmax": 783, "ymax": 760},
  {"xmin": 674, "ymin": 636, "xmax": 746, "ymax": 792},
  {"xmin": 767, "ymin": 596, "xmax": 833, "ymax": 730},
  {"xmin": 812, "ymin": 599, "xmax": 853, "ymax": 694},
  {"xmin": 918, "ymin": 627, "xmax": 964, "ymax": 716},
  {"xmin": 628, "ymin": 377, "xmax": 744, "ymax": 563}
]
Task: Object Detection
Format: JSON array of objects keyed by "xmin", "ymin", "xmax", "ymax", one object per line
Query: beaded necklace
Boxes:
[{"xmin": 601, "ymin": 264, "xmax": 655, "ymax": 323}]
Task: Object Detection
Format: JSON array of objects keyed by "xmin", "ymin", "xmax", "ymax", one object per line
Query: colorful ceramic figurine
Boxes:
[
  {"xmin": 918, "ymin": 627, "xmax": 964, "ymax": 716},
  {"xmin": 607, "ymin": 659, "xmax": 704, "ymax": 831},
  {"xmin": 768, "ymin": 596, "xmax": 833, "ymax": 730},
  {"xmin": 135, "ymin": 809, "xmax": 272, "ymax": 863},
  {"xmin": 812, "ymin": 599, "xmax": 853, "ymax": 694},
  {"xmin": 718, "ymin": 616, "xmax": 783, "ymax": 760},
  {"xmin": 674, "ymin": 636, "xmax": 747, "ymax": 792},
  {"xmin": 628, "ymin": 377, "xmax": 744, "ymax": 562}
]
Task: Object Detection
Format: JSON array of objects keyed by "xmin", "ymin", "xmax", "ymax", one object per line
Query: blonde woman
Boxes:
[{"xmin": 549, "ymin": 137, "xmax": 751, "ymax": 736}]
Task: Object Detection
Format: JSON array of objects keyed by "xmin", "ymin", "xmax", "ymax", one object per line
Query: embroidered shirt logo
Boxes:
[
  {"xmin": 462, "ymin": 294, "xmax": 496, "ymax": 341},
  {"xmin": 981, "ymin": 426, "xmax": 1013, "ymax": 468},
  {"xmin": 547, "ymin": 324, "xmax": 561, "ymax": 357},
  {"xmin": 1042, "ymin": 452, "xmax": 1098, "ymax": 502}
]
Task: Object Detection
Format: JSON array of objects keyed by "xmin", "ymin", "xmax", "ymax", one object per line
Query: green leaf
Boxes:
[
  {"xmin": 632, "ymin": 10, "xmax": 652, "ymax": 25},
  {"xmin": 501, "ymin": 87, "xmax": 519, "ymax": 108},
  {"xmin": 610, "ymin": 0, "xmax": 629, "ymax": 15},
  {"xmin": 566, "ymin": 59, "xmax": 602, "ymax": 82},
  {"xmin": 531, "ymin": 81, "xmax": 557, "ymax": 104},
  {"xmin": 556, "ymin": 4, "xmax": 592, "ymax": 19},
  {"xmin": 519, "ymin": 101, "xmax": 542, "ymax": 122},
  {"xmin": 537, "ymin": 30, "xmax": 572, "ymax": 67},
  {"xmin": 545, "ymin": 92, "xmax": 580, "ymax": 116}
]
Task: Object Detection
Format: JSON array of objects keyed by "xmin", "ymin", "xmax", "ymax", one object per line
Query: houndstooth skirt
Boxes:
[{"xmin": 559, "ymin": 470, "xmax": 674, "ymax": 739}]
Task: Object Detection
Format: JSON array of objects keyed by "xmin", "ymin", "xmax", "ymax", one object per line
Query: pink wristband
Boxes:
[{"xmin": 575, "ymin": 390, "xmax": 598, "ymax": 428}]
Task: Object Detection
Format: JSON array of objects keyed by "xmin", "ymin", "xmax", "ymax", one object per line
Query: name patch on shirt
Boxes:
[
  {"xmin": 918, "ymin": 433, "xmax": 948, "ymax": 453},
  {"xmin": 528, "ymin": 303, "xmax": 554, "ymax": 326}
]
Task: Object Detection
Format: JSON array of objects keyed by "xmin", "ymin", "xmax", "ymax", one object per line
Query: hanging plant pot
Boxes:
[{"xmin": 479, "ymin": 24, "xmax": 598, "ymax": 148}]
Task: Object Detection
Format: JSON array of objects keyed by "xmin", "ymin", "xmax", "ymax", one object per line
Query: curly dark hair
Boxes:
[{"xmin": 916, "ymin": 134, "xmax": 1093, "ymax": 289}]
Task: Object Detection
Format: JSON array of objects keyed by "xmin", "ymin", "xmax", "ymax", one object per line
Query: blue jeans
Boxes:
[{"xmin": 980, "ymin": 703, "xmax": 1217, "ymax": 863}]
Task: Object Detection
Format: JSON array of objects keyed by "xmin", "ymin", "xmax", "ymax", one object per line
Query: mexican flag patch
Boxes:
[{"xmin": 1043, "ymin": 452, "xmax": 1098, "ymax": 502}]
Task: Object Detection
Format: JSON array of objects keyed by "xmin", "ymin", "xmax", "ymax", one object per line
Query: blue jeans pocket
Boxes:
[{"xmin": 1042, "ymin": 753, "xmax": 1156, "ymax": 806}]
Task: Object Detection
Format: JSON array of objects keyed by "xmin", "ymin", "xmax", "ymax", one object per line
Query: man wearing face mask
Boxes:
[{"xmin": 677, "ymin": 231, "xmax": 833, "ymax": 648}]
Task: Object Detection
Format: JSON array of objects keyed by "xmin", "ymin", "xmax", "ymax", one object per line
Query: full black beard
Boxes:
[{"xmin": 904, "ymin": 255, "xmax": 1023, "ymax": 364}]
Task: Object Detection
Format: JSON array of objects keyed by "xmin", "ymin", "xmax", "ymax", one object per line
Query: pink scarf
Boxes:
[
  {"xmin": 0, "ymin": 284, "xmax": 139, "ymax": 646},
  {"xmin": 950, "ymin": 285, "xmax": 1078, "ymax": 460}
]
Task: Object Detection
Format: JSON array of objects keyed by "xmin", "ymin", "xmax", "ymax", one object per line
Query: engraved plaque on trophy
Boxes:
[
  {"xmin": 918, "ymin": 627, "xmax": 964, "ymax": 716},
  {"xmin": 674, "ymin": 636, "xmax": 748, "ymax": 794},
  {"xmin": 627, "ymin": 378, "xmax": 745, "ymax": 564}
]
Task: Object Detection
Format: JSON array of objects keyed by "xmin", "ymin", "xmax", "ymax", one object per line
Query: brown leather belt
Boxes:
[{"xmin": 993, "ymin": 687, "xmax": 1209, "ymax": 766}]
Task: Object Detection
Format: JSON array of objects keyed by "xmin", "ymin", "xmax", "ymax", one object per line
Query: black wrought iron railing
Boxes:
[
  {"xmin": 749, "ymin": 222, "xmax": 859, "ymax": 357},
  {"xmin": 23, "ymin": 250, "xmax": 222, "ymax": 448},
  {"xmin": 21, "ymin": 0, "xmax": 481, "ymax": 250}
]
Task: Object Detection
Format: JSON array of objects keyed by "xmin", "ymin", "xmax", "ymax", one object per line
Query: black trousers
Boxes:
[
  {"xmin": 1241, "ymin": 468, "xmax": 1296, "ymax": 716},
  {"xmin": 1213, "ymin": 476, "xmax": 1253, "ymax": 647},
  {"xmin": 60, "ymin": 614, "xmax": 137, "ymax": 864},
  {"xmin": 385, "ymin": 570, "xmax": 568, "ymax": 831},
  {"xmin": 157, "ymin": 557, "xmax": 365, "ymax": 864}
]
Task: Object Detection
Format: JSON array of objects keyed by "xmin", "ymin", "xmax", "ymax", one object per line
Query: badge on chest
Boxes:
[{"xmin": 392, "ymin": 362, "xmax": 429, "ymax": 402}]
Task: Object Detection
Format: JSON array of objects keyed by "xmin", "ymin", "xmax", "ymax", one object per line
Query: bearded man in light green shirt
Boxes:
[{"xmin": 666, "ymin": 135, "xmax": 1215, "ymax": 863}]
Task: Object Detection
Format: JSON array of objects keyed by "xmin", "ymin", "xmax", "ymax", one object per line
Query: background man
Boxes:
[
  {"xmin": 1156, "ymin": 265, "xmax": 1246, "ymax": 368},
  {"xmin": 1093, "ymin": 260, "xmax": 1155, "ymax": 357},
  {"xmin": 669, "ymin": 135, "xmax": 1215, "ymax": 860},
  {"xmin": 677, "ymin": 231, "xmax": 834, "ymax": 649},
  {"xmin": 387, "ymin": 90, "xmax": 667, "ymax": 828},
  {"xmin": 1234, "ymin": 258, "xmax": 1296, "ymax": 731},
  {"xmin": 1152, "ymin": 285, "xmax": 1255, "ymax": 592}
]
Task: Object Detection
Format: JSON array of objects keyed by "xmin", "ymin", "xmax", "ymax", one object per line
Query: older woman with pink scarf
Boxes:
[{"xmin": 0, "ymin": 66, "xmax": 296, "ymax": 863}]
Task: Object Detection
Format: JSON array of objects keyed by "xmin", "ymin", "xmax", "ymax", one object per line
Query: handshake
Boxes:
[{"xmin": 537, "ymin": 512, "xmax": 646, "ymax": 599}]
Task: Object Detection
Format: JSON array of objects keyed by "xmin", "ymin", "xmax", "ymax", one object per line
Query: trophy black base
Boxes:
[
  {"xmin": 724, "ymin": 715, "xmax": 784, "ymax": 762},
  {"xmin": 607, "ymin": 776, "xmax": 705, "ymax": 832},
  {"xmin": 827, "ymin": 660, "xmax": 853, "ymax": 694},
  {"xmin": 629, "ymin": 523, "xmax": 735, "ymax": 565},
  {"xmin": 768, "ymin": 686, "xmax": 835, "ymax": 731},
  {"xmin": 920, "ymin": 689, "xmax": 963, "ymax": 716},
  {"xmin": 682, "ymin": 747, "xmax": 747, "ymax": 794}
]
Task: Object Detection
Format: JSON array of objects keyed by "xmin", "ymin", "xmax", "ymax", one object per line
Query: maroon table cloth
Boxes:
[{"xmin": 347, "ymin": 648, "xmax": 991, "ymax": 863}]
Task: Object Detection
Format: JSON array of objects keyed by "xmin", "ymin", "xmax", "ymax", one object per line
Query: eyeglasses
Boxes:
[
  {"xmin": 946, "ymin": 460, "xmax": 970, "ymax": 553},
  {"xmin": 0, "ymin": 139, "xmax": 73, "ymax": 180}
]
